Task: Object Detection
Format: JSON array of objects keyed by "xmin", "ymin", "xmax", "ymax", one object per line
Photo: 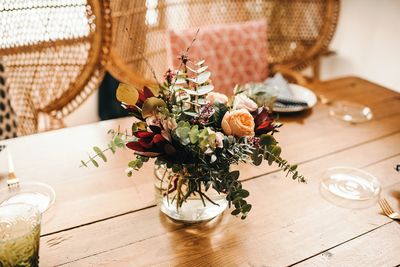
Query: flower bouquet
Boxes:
[{"xmin": 82, "ymin": 52, "xmax": 305, "ymax": 223}]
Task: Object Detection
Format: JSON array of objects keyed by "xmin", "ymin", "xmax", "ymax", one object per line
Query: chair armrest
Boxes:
[{"xmin": 271, "ymin": 66, "xmax": 308, "ymax": 86}]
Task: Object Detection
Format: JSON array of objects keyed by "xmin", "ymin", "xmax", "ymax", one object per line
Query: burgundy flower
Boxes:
[
  {"xmin": 126, "ymin": 127, "xmax": 168, "ymax": 157},
  {"xmin": 253, "ymin": 107, "xmax": 278, "ymax": 135}
]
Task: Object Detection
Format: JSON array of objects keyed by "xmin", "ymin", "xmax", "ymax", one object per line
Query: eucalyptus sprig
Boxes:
[{"xmin": 80, "ymin": 130, "xmax": 132, "ymax": 168}]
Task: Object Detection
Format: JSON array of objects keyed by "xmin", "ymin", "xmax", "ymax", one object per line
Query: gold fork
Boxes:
[
  {"xmin": 379, "ymin": 198, "xmax": 400, "ymax": 220},
  {"xmin": 7, "ymin": 149, "xmax": 19, "ymax": 188}
]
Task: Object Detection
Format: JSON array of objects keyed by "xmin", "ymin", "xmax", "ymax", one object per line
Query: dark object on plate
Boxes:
[
  {"xmin": 274, "ymin": 102, "xmax": 308, "ymax": 113},
  {"xmin": 272, "ymin": 84, "xmax": 317, "ymax": 113},
  {"xmin": 396, "ymin": 164, "xmax": 400, "ymax": 172},
  {"xmin": 0, "ymin": 144, "xmax": 5, "ymax": 152},
  {"xmin": 276, "ymin": 97, "xmax": 309, "ymax": 107}
]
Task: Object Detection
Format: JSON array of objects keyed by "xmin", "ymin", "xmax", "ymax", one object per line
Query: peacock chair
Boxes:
[{"xmin": 0, "ymin": 0, "xmax": 112, "ymax": 136}]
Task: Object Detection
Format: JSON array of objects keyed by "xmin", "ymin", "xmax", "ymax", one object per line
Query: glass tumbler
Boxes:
[{"xmin": 0, "ymin": 203, "xmax": 41, "ymax": 267}]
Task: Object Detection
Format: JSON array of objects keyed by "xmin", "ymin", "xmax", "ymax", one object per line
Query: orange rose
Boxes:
[{"xmin": 221, "ymin": 109, "xmax": 255, "ymax": 137}]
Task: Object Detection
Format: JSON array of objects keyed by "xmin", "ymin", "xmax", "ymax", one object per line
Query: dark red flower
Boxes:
[
  {"xmin": 253, "ymin": 107, "xmax": 278, "ymax": 135},
  {"xmin": 127, "ymin": 126, "xmax": 170, "ymax": 157}
]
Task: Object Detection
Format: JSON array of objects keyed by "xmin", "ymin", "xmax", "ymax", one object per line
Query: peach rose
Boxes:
[
  {"xmin": 221, "ymin": 109, "xmax": 255, "ymax": 137},
  {"xmin": 233, "ymin": 94, "xmax": 258, "ymax": 112},
  {"xmin": 206, "ymin": 92, "xmax": 229, "ymax": 105}
]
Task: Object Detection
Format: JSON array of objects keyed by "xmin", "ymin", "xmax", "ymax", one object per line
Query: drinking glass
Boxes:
[{"xmin": 0, "ymin": 203, "xmax": 41, "ymax": 267}]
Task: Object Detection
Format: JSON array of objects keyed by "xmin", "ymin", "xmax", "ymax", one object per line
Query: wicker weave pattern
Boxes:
[
  {"xmin": 107, "ymin": 0, "xmax": 339, "ymax": 87},
  {"xmin": 0, "ymin": 0, "xmax": 112, "ymax": 136}
]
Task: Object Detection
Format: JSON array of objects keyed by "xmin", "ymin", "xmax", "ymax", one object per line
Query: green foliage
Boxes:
[
  {"xmin": 93, "ymin": 146, "xmax": 107, "ymax": 162},
  {"xmin": 189, "ymin": 125, "xmax": 199, "ymax": 144}
]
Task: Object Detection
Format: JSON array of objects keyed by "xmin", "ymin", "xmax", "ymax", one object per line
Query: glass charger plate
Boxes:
[
  {"xmin": 0, "ymin": 182, "xmax": 56, "ymax": 213},
  {"xmin": 320, "ymin": 167, "xmax": 381, "ymax": 209},
  {"xmin": 329, "ymin": 101, "xmax": 373, "ymax": 123}
]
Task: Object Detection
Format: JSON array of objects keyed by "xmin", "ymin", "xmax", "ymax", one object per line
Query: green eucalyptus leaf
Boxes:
[
  {"xmin": 114, "ymin": 136, "xmax": 125, "ymax": 148},
  {"xmin": 93, "ymin": 146, "xmax": 107, "ymax": 162},
  {"xmin": 128, "ymin": 160, "xmax": 138, "ymax": 168},
  {"xmin": 242, "ymin": 204, "xmax": 252, "ymax": 213},
  {"xmin": 238, "ymin": 189, "xmax": 250, "ymax": 198},
  {"xmin": 231, "ymin": 209, "xmax": 241, "ymax": 216},
  {"xmin": 267, "ymin": 154, "xmax": 274, "ymax": 165},
  {"xmin": 108, "ymin": 142, "xmax": 116, "ymax": 154},
  {"xmin": 260, "ymin": 134, "xmax": 277, "ymax": 146},
  {"xmin": 252, "ymin": 149, "xmax": 263, "ymax": 166},
  {"xmin": 136, "ymin": 160, "xmax": 143, "ymax": 168},
  {"xmin": 90, "ymin": 158, "xmax": 99, "ymax": 167},
  {"xmin": 189, "ymin": 126, "xmax": 199, "ymax": 144},
  {"xmin": 229, "ymin": 171, "xmax": 240, "ymax": 180},
  {"xmin": 232, "ymin": 197, "xmax": 242, "ymax": 204},
  {"xmin": 271, "ymin": 145, "xmax": 282, "ymax": 158}
]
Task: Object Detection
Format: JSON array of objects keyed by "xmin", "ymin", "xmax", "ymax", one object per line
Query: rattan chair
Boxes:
[
  {"xmin": 107, "ymin": 0, "xmax": 339, "ymax": 89},
  {"xmin": 0, "ymin": 0, "xmax": 112, "ymax": 136}
]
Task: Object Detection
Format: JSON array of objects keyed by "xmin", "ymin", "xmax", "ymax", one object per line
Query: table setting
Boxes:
[{"xmin": 0, "ymin": 46, "xmax": 399, "ymax": 266}]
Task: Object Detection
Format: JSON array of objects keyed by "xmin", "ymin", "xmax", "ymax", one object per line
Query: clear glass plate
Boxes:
[
  {"xmin": 329, "ymin": 101, "xmax": 373, "ymax": 123},
  {"xmin": 0, "ymin": 182, "xmax": 56, "ymax": 214},
  {"xmin": 320, "ymin": 167, "xmax": 381, "ymax": 209}
]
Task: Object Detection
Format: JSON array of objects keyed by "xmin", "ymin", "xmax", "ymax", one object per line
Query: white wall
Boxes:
[
  {"xmin": 321, "ymin": 0, "xmax": 400, "ymax": 92},
  {"xmin": 64, "ymin": 91, "xmax": 99, "ymax": 126},
  {"xmin": 64, "ymin": 0, "xmax": 400, "ymax": 127}
]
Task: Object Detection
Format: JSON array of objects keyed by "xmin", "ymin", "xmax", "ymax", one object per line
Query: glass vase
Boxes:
[{"xmin": 154, "ymin": 163, "xmax": 228, "ymax": 223}]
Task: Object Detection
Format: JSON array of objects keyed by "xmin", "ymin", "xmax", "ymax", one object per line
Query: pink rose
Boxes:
[
  {"xmin": 233, "ymin": 94, "xmax": 258, "ymax": 112},
  {"xmin": 206, "ymin": 92, "xmax": 229, "ymax": 105},
  {"xmin": 221, "ymin": 109, "xmax": 255, "ymax": 137}
]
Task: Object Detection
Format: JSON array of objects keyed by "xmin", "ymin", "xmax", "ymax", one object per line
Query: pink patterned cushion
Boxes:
[{"xmin": 167, "ymin": 20, "xmax": 269, "ymax": 95}]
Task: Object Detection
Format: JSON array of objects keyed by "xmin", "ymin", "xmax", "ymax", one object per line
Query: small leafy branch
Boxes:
[
  {"xmin": 80, "ymin": 129, "xmax": 131, "ymax": 168},
  {"xmin": 253, "ymin": 134, "xmax": 306, "ymax": 183}
]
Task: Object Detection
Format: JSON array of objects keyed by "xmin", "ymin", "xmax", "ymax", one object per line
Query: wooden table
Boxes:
[{"xmin": 2, "ymin": 77, "xmax": 400, "ymax": 266}]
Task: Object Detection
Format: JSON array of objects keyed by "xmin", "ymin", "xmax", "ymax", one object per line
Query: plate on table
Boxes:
[
  {"xmin": 0, "ymin": 182, "xmax": 56, "ymax": 214},
  {"xmin": 272, "ymin": 83, "xmax": 317, "ymax": 113}
]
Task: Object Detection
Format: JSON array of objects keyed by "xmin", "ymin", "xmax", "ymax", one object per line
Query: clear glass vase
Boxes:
[{"xmin": 154, "ymin": 163, "xmax": 228, "ymax": 223}]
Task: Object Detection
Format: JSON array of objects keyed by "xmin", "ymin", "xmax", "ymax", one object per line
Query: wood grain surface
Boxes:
[{"xmin": 1, "ymin": 77, "xmax": 399, "ymax": 266}]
